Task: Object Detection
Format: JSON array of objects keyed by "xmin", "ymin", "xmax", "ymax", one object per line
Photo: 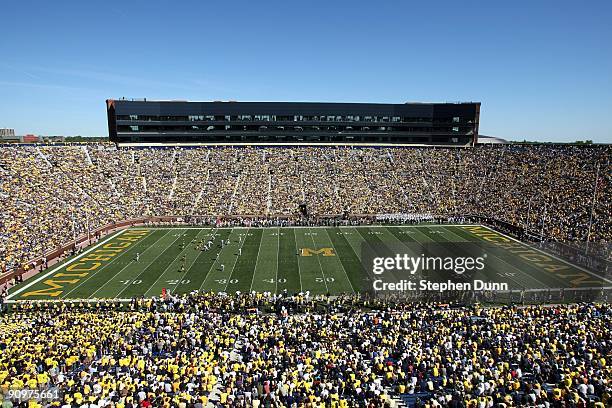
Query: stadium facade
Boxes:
[{"xmin": 106, "ymin": 99, "xmax": 481, "ymax": 144}]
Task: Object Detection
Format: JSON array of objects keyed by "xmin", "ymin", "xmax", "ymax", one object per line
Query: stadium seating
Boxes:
[
  {"xmin": 1, "ymin": 143, "xmax": 609, "ymax": 275},
  {"xmin": 0, "ymin": 295, "xmax": 609, "ymax": 407},
  {"xmin": 0, "ymin": 144, "xmax": 610, "ymax": 407}
]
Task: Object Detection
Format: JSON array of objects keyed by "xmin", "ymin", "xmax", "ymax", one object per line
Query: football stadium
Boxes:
[
  {"xmin": 1, "ymin": 134, "xmax": 610, "ymax": 408},
  {"xmin": 1, "ymin": 2, "xmax": 612, "ymax": 408}
]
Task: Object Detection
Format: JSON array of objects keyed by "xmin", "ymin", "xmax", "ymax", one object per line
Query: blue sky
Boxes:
[{"xmin": 1, "ymin": 0, "xmax": 611, "ymax": 142}]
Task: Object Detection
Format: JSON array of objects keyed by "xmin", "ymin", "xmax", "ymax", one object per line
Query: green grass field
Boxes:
[{"xmin": 7, "ymin": 225, "xmax": 610, "ymax": 301}]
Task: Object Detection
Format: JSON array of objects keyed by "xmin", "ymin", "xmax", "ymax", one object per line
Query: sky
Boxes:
[{"xmin": 1, "ymin": 0, "xmax": 611, "ymax": 143}]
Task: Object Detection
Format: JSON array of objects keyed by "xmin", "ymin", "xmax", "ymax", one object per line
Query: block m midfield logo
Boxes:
[{"xmin": 300, "ymin": 248, "xmax": 336, "ymax": 257}]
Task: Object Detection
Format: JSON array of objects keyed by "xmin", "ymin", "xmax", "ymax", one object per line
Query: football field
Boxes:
[{"xmin": 7, "ymin": 224, "xmax": 610, "ymax": 301}]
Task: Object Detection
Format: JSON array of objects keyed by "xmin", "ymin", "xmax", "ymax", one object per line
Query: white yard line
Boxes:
[
  {"xmin": 180, "ymin": 227, "xmax": 221, "ymax": 292},
  {"xmin": 293, "ymin": 229, "xmax": 304, "ymax": 292},
  {"xmin": 143, "ymin": 229, "xmax": 209, "ymax": 297},
  {"xmin": 340, "ymin": 228, "xmax": 364, "ymax": 256},
  {"xmin": 198, "ymin": 229, "xmax": 234, "ymax": 292},
  {"xmin": 87, "ymin": 262, "xmax": 138, "ymax": 299},
  {"xmin": 6, "ymin": 229, "xmax": 127, "ymax": 300},
  {"xmin": 275, "ymin": 227, "xmax": 280, "ymax": 293},
  {"xmin": 85, "ymin": 235, "xmax": 165, "ymax": 299},
  {"xmin": 65, "ymin": 229, "xmax": 164, "ymax": 299},
  {"xmin": 337, "ymin": 228, "xmax": 375, "ymax": 288},
  {"xmin": 170, "ymin": 228, "xmax": 217, "ymax": 293},
  {"xmin": 114, "ymin": 231, "xmax": 185, "ymax": 299},
  {"xmin": 249, "ymin": 230, "xmax": 265, "ymax": 293},
  {"xmin": 87, "ymin": 231, "xmax": 166, "ymax": 299},
  {"xmin": 373, "ymin": 226, "xmax": 432, "ymax": 284},
  {"xmin": 321, "ymin": 228, "xmax": 355, "ymax": 293},
  {"xmin": 223, "ymin": 228, "xmax": 250, "ymax": 292},
  {"xmin": 307, "ymin": 227, "xmax": 330, "ymax": 293}
]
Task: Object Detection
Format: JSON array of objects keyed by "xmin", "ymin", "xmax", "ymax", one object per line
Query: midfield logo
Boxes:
[{"xmin": 300, "ymin": 248, "xmax": 336, "ymax": 257}]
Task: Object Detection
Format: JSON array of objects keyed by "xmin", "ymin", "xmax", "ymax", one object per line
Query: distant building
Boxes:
[
  {"xmin": 22, "ymin": 134, "xmax": 40, "ymax": 143},
  {"xmin": 107, "ymin": 100, "xmax": 481, "ymax": 145},
  {"xmin": 0, "ymin": 128, "xmax": 19, "ymax": 142},
  {"xmin": 0, "ymin": 128, "xmax": 15, "ymax": 137}
]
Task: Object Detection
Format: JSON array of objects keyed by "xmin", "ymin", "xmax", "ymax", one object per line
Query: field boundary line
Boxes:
[
  {"xmin": 6, "ymin": 229, "xmax": 127, "ymax": 300},
  {"xmin": 4, "ymin": 298, "xmax": 134, "ymax": 304}
]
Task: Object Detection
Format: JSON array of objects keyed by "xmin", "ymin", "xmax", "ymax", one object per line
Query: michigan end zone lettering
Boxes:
[
  {"xmin": 462, "ymin": 226, "xmax": 604, "ymax": 287},
  {"xmin": 21, "ymin": 229, "xmax": 150, "ymax": 298}
]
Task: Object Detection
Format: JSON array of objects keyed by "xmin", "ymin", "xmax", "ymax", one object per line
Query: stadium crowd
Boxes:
[
  {"xmin": 0, "ymin": 293, "xmax": 609, "ymax": 407},
  {"xmin": 0, "ymin": 144, "xmax": 610, "ymax": 275}
]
